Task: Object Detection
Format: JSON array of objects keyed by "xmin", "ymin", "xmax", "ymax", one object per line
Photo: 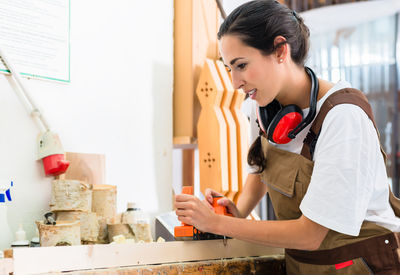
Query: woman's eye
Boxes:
[{"xmin": 237, "ymin": 63, "xmax": 247, "ymax": 70}]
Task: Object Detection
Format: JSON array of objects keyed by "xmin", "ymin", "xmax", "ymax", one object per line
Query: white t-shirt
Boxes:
[{"xmin": 247, "ymin": 81, "xmax": 400, "ymax": 236}]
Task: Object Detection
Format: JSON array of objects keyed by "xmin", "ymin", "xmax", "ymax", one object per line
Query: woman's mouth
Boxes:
[{"xmin": 247, "ymin": 89, "xmax": 257, "ymax": 99}]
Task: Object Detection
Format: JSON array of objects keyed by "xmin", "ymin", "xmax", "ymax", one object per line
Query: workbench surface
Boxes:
[{"xmin": 45, "ymin": 255, "xmax": 286, "ymax": 275}]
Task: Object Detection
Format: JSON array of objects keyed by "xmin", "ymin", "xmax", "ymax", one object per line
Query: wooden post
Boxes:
[{"xmin": 182, "ymin": 149, "xmax": 195, "ymax": 186}]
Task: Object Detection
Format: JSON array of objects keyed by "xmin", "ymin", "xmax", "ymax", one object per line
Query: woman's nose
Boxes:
[{"xmin": 232, "ymin": 74, "xmax": 245, "ymax": 90}]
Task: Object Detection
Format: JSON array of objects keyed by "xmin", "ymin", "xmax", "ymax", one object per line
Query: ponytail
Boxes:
[{"xmin": 247, "ymin": 135, "xmax": 266, "ymax": 173}]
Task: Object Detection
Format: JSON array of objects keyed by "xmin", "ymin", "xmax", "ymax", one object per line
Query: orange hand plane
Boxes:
[{"xmin": 174, "ymin": 186, "xmax": 232, "ymax": 241}]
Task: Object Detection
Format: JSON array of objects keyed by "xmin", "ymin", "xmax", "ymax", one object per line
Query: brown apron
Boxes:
[{"xmin": 260, "ymin": 88, "xmax": 400, "ymax": 274}]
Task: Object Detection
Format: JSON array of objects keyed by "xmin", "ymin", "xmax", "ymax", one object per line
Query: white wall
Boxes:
[{"xmin": 0, "ymin": 0, "xmax": 173, "ymax": 249}]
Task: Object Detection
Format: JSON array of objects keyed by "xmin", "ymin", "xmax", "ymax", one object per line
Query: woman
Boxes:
[{"xmin": 175, "ymin": 0, "xmax": 400, "ymax": 273}]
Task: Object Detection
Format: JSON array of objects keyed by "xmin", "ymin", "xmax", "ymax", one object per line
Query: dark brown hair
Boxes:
[{"xmin": 218, "ymin": 0, "xmax": 310, "ymax": 172}]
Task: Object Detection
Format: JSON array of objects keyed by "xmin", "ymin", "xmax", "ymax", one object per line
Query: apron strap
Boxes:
[
  {"xmin": 286, "ymin": 232, "xmax": 399, "ymax": 265},
  {"xmin": 300, "ymin": 88, "xmax": 400, "ymax": 214},
  {"xmin": 301, "ymin": 88, "xmax": 380, "ymax": 160}
]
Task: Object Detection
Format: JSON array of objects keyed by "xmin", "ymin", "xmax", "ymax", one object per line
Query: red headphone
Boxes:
[{"xmin": 256, "ymin": 67, "xmax": 318, "ymax": 144}]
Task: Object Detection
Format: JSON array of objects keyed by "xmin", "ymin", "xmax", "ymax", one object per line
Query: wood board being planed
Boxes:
[
  {"xmin": 57, "ymin": 152, "xmax": 106, "ymax": 186},
  {"xmin": 43, "ymin": 255, "xmax": 286, "ymax": 274},
  {"xmin": 11, "ymin": 239, "xmax": 284, "ymax": 274}
]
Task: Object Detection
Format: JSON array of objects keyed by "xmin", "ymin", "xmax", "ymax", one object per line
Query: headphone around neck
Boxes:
[{"xmin": 256, "ymin": 66, "xmax": 319, "ymax": 144}]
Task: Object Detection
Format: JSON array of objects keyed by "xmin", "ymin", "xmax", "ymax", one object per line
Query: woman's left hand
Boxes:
[{"xmin": 175, "ymin": 194, "xmax": 219, "ymax": 233}]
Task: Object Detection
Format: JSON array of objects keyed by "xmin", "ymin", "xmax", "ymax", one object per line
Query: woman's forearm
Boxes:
[
  {"xmin": 236, "ymin": 174, "xmax": 267, "ymax": 218},
  {"xmin": 212, "ymin": 214, "xmax": 328, "ymax": 250}
]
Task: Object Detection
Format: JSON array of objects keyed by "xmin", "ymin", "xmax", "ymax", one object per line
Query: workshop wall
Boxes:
[{"xmin": 0, "ymin": 0, "xmax": 173, "ymax": 249}]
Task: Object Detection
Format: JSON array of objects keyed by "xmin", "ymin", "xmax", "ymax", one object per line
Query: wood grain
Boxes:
[
  {"xmin": 57, "ymin": 152, "xmax": 105, "ymax": 186},
  {"xmin": 196, "ymin": 59, "xmax": 229, "ymax": 195},
  {"xmin": 215, "ymin": 60, "xmax": 239, "ymax": 201},
  {"xmin": 12, "ymin": 239, "xmax": 284, "ymax": 274},
  {"xmin": 173, "ymin": 0, "xmax": 219, "ymax": 142},
  {"xmin": 230, "ymin": 88, "xmax": 250, "ymax": 203}
]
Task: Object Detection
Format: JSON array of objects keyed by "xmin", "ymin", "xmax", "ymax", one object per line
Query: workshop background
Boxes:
[{"xmin": 0, "ymin": 0, "xmax": 399, "ymax": 253}]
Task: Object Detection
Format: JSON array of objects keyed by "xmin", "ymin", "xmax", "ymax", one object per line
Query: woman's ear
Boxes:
[{"xmin": 273, "ymin": 36, "xmax": 288, "ymax": 63}]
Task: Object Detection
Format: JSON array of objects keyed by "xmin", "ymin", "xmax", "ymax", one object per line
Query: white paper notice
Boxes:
[{"xmin": 0, "ymin": 0, "xmax": 70, "ymax": 82}]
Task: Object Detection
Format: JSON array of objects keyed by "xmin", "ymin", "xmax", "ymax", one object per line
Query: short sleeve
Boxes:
[{"xmin": 300, "ymin": 104, "xmax": 381, "ymax": 236}]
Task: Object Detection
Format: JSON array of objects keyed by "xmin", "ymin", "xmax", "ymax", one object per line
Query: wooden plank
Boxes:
[
  {"xmin": 174, "ymin": 0, "xmax": 194, "ymax": 140},
  {"xmin": 12, "ymin": 239, "xmax": 284, "ymax": 274},
  {"xmin": 192, "ymin": 0, "xmax": 219, "ymax": 139},
  {"xmin": 215, "ymin": 60, "xmax": 239, "ymax": 201},
  {"xmin": 196, "ymin": 59, "xmax": 229, "ymax": 195},
  {"xmin": 0, "ymin": 258, "xmax": 13, "ymax": 275},
  {"xmin": 182, "ymin": 149, "xmax": 195, "ymax": 186},
  {"xmin": 173, "ymin": 0, "xmax": 219, "ymax": 142},
  {"xmin": 173, "ymin": 136, "xmax": 196, "ymax": 146},
  {"xmin": 230, "ymin": 89, "xmax": 250, "ymax": 204},
  {"xmin": 57, "ymin": 152, "xmax": 105, "ymax": 186},
  {"xmin": 45, "ymin": 255, "xmax": 286, "ymax": 275}
]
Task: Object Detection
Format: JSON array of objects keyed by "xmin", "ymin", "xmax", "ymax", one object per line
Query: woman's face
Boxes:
[{"xmin": 220, "ymin": 35, "xmax": 282, "ymax": 107}]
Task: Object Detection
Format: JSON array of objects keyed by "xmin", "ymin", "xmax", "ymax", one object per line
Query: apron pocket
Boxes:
[
  {"xmin": 264, "ymin": 164, "xmax": 298, "ymax": 198},
  {"xmin": 263, "ymin": 165, "xmax": 304, "ymax": 219}
]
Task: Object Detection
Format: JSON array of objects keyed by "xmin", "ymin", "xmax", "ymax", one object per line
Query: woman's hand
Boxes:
[
  {"xmin": 175, "ymin": 194, "xmax": 219, "ymax": 233},
  {"xmin": 204, "ymin": 188, "xmax": 242, "ymax": 218}
]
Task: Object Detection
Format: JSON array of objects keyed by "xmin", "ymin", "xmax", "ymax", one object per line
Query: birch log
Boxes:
[
  {"xmin": 92, "ymin": 184, "xmax": 117, "ymax": 219},
  {"xmin": 50, "ymin": 180, "xmax": 92, "ymax": 212},
  {"xmin": 97, "ymin": 217, "xmax": 109, "ymax": 244},
  {"xmin": 131, "ymin": 223, "xmax": 153, "ymax": 243},
  {"xmin": 36, "ymin": 221, "xmax": 80, "ymax": 247},
  {"xmin": 107, "ymin": 224, "xmax": 135, "ymax": 242},
  {"xmin": 55, "ymin": 211, "xmax": 99, "ymax": 242}
]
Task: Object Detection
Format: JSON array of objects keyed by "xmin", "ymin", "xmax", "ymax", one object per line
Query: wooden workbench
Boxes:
[
  {"xmin": 2, "ymin": 239, "xmax": 285, "ymax": 275},
  {"xmin": 49, "ymin": 255, "xmax": 286, "ymax": 274}
]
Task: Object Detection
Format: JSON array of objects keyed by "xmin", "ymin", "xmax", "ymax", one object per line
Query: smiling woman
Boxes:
[{"xmin": 174, "ymin": 0, "xmax": 400, "ymax": 274}]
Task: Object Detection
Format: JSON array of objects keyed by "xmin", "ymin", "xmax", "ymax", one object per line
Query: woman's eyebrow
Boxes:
[{"xmin": 230, "ymin": 57, "xmax": 245, "ymax": 66}]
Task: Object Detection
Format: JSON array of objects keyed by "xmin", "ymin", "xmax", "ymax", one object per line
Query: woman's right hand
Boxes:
[{"xmin": 204, "ymin": 188, "xmax": 242, "ymax": 218}]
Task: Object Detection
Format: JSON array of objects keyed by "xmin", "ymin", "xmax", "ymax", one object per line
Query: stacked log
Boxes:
[
  {"xmin": 49, "ymin": 180, "xmax": 92, "ymax": 211},
  {"xmin": 39, "ymin": 179, "xmax": 100, "ymax": 245},
  {"xmin": 55, "ymin": 211, "xmax": 99, "ymax": 243},
  {"xmin": 92, "ymin": 184, "xmax": 117, "ymax": 243},
  {"xmin": 119, "ymin": 202, "xmax": 153, "ymax": 243},
  {"xmin": 92, "ymin": 184, "xmax": 117, "ymax": 219},
  {"xmin": 107, "ymin": 224, "xmax": 135, "ymax": 242},
  {"xmin": 36, "ymin": 220, "xmax": 80, "ymax": 247}
]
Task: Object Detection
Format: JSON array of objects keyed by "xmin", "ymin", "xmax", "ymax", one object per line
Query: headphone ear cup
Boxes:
[
  {"xmin": 256, "ymin": 100, "xmax": 282, "ymax": 134},
  {"xmin": 267, "ymin": 105, "xmax": 303, "ymax": 144}
]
